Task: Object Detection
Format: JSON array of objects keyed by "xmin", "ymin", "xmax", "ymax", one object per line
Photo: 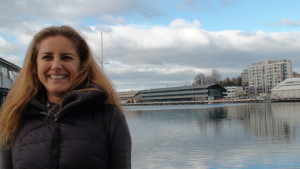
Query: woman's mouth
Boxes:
[{"xmin": 48, "ymin": 75, "xmax": 68, "ymax": 80}]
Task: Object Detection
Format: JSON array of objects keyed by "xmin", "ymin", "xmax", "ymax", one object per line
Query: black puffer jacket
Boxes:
[{"xmin": 1, "ymin": 88, "xmax": 131, "ymax": 169}]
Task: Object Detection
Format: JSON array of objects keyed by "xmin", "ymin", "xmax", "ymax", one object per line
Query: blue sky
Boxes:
[
  {"xmin": 121, "ymin": 0, "xmax": 300, "ymax": 32},
  {"xmin": 1, "ymin": 0, "xmax": 300, "ymax": 91}
]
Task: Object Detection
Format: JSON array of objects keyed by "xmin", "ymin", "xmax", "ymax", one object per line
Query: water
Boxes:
[{"xmin": 124, "ymin": 103, "xmax": 300, "ymax": 169}]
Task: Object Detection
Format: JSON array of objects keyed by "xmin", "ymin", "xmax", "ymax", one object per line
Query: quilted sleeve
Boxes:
[{"xmin": 108, "ymin": 107, "xmax": 132, "ymax": 169}]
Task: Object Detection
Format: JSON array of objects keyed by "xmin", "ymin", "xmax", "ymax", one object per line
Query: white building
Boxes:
[
  {"xmin": 248, "ymin": 59, "xmax": 292, "ymax": 97},
  {"xmin": 224, "ymin": 86, "xmax": 245, "ymax": 99},
  {"xmin": 271, "ymin": 77, "xmax": 300, "ymax": 100}
]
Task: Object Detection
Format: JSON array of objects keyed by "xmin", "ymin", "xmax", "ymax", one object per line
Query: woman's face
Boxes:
[{"xmin": 36, "ymin": 35, "xmax": 80, "ymax": 102}]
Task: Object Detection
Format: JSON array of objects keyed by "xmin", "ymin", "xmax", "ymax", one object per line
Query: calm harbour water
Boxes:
[{"xmin": 124, "ymin": 103, "xmax": 300, "ymax": 169}]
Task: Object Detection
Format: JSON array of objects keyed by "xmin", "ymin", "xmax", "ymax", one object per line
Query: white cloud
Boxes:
[
  {"xmin": 3, "ymin": 18, "xmax": 300, "ymax": 91},
  {"xmin": 278, "ymin": 18, "xmax": 300, "ymax": 27},
  {"xmin": 1, "ymin": 0, "xmax": 300, "ymax": 91}
]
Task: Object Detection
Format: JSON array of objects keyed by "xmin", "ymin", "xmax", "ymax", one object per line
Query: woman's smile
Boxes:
[{"xmin": 48, "ymin": 74, "xmax": 68, "ymax": 80}]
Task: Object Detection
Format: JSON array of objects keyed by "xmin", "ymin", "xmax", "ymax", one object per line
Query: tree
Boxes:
[
  {"xmin": 193, "ymin": 73, "xmax": 206, "ymax": 86},
  {"xmin": 219, "ymin": 76, "xmax": 242, "ymax": 87},
  {"xmin": 211, "ymin": 69, "xmax": 221, "ymax": 83},
  {"xmin": 192, "ymin": 69, "xmax": 222, "ymax": 86}
]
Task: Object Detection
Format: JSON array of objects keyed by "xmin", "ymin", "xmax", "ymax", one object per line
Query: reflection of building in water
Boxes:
[
  {"xmin": 271, "ymin": 103, "xmax": 300, "ymax": 126},
  {"xmin": 196, "ymin": 107, "xmax": 228, "ymax": 135},
  {"xmin": 226, "ymin": 103, "xmax": 296, "ymax": 141}
]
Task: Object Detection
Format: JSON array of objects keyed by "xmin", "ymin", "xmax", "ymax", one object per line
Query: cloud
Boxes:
[
  {"xmin": 84, "ymin": 20, "xmax": 300, "ymax": 69},
  {"xmin": 0, "ymin": 0, "xmax": 161, "ymax": 28},
  {"xmin": 2, "ymin": 18, "xmax": 300, "ymax": 91},
  {"xmin": 278, "ymin": 18, "xmax": 300, "ymax": 27},
  {"xmin": 78, "ymin": 20, "xmax": 300, "ymax": 91},
  {"xmin": 178, "ymin": 0, "xmax": 237, "ymax": 12},
  {"xmin": 263, "ymin": 18, "xmax": 300, "ymax": 28},
  {"xmin": 1, "ymin": 0, "xmax": 300, "ymax": 91}
]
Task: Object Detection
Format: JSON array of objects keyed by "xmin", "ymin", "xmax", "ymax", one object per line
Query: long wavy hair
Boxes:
[{"xmin": 0, "ymin": 25, "xmax": 120, "ymax": 146}]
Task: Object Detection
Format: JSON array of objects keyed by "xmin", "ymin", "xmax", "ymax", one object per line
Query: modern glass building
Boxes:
[
  {"xmin": 0, "ymin": 58, "xmax": 20, "ymax": 104},
  {"xmin": 134, "ymin": 84, "xmax": 226, "ymax": 103}
]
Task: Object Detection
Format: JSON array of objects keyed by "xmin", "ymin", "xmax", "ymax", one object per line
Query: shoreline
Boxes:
[{"xmin": 122, "ymin": 98, "xmax": 300, "ymax": 106}]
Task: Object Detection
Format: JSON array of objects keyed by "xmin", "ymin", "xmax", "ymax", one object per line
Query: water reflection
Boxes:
[
  {"xmin": 124, "ymin": 103, "xmax": 300, "ymax": 168},
  {"xmin": 226, "ymin": 104, "xmax": 296, "ymax": 142}
]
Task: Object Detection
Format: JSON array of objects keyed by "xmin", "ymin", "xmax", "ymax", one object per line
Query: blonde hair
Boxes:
[{"xmin": 0, "ymin": 26, "xmax": 120, "ymax": 146}]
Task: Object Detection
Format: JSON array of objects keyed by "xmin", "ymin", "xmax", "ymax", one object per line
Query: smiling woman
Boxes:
[
  {"xmin": 36, "ymin": 36, "xmax": 81, "ymax": 104},
  {"xmin": 0, "ymin": 26, "xmax": 131, "ymax": 169}
]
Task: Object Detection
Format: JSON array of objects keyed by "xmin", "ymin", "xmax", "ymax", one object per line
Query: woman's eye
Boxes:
[
  {"xmin": 41, "ymin": 55, "xmax": 52, "ymax": 60},
  {"xmin": 62, "ymin": 56, "xmax": 73, "ymax": 61}
]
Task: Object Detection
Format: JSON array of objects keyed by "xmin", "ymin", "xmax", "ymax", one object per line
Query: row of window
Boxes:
[
  {"xmin": 142, "ymin": 89, "xmax": 223, "ymax": 98},
  {"xmin": 142, "ymin": 92, "xmax": 207, "ymax": 98},
  {"xmin": 0, "ymin": 66, "xmax": 19, "ymax": 81},
  {"xmin": 141, "ymin": 88, "xmax": 206, "ymax": 95}
]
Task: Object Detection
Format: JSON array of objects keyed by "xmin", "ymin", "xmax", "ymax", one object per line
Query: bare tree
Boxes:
[
  {"xmin": 193, "ymin": 69, "xmax": 222, "ymax": 86},
  {"xmin": 193, "ymin": 73, "xmax": 206, "ymax": 86},
  {"xmin": 211, "ymin": 69, "xmax": 221, "ymax": 84}
]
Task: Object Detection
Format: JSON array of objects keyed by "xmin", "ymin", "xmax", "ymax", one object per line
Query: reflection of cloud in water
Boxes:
[{"xmin": 124, "ymin": 103, "xmax": 300, "ymax": 168}]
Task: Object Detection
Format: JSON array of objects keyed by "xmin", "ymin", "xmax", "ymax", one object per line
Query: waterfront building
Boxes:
[
  {"xmin": 224, "ymin": 86, "xmax": 245, "ymax": 99},
  {"xmin": 247, "ymin": 59, "xmax": 292, "ymax": 97},
  {"xmin": 0, "ymin": 58, "xmax": 21, "ymax": 104},
  {"xmin": 271, "ymin": 77, "xmax": 300, "ymax": 100},
  {"xmin": 133, "ymin": 84, "xmax": 226, "ymax": 103},
  {"xmin": 117, "ymin": 90, "xmax": 140, "ymax": 104}
]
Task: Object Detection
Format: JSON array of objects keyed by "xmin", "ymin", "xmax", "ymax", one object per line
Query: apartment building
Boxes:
[
  {"xmin": 247, "ymin": 59, "xmax": 292, "ymax": 97},
  {"xmin": 241, "ymin": 69, "xmax": 249, "ymax": 86}
]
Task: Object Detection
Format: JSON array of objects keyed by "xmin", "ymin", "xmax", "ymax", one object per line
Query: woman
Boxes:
[{"xmin": 0, "ymin": 26, "xmax": 131, "ymax": 169}]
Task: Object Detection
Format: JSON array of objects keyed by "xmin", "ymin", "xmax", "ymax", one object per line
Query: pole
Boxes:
[{"xmin": 101, "ymin": 31, "xmax": 104, "ymax": 68}]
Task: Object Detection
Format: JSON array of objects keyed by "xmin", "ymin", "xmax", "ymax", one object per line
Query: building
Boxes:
[
  {"xmin": 117, "ymin": 90, "xmax": 140, "ymax": 104},
  {"xmin": 133, "ymin": 84, "xmax": 226, "ymax": 103},
  {"xmin": 241, "ymin": 69, "xmax": 249, "ymax": 86},
  {"xmin": 248, "ymin": 59, "xmax": 292, "ymax": 97},
  {"xmin": 0, "ymin": 58, "xmax": 21, "ymax": 104},
  {"xmin": 271, "ymin": 77, "xmax": 300, "ymax": 100},
  {"xmin": 293, "ymin": 72, "xmax": 300, "ymax": 77},
  {"xmin": 224, "ymin": 86, "xmax": 245, "ymax": 99}
]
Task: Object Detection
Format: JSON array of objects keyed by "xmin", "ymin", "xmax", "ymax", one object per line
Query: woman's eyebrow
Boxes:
[
  {"xmin": 62, "ymin": 52, "xmax": 75, "ymax": 55},
  {"xmin": 39, "ymin": 52, "xmax": 53, "ymax": 55}
]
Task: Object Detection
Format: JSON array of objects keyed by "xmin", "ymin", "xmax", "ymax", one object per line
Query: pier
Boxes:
[{"xmin": 122, "ymin": 98, "xmax": 270, "ymax": 106}]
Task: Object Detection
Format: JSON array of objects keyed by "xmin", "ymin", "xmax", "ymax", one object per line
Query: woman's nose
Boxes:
[{"xmin": 51, "ymin": 58, "xmax": 63, "ymax": 71}]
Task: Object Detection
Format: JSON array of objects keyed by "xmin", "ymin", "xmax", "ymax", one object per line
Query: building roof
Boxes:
[
  {"xmin": 141, "ymin": 84, "xmax": 226, "ymax": 93},
  {"xmin": 271, "ymin": 78, "xmax": 300, "ymax": 91},
  {"xmin": 0, "ymin": 57, "xmax": 21, "ymax": 71},
  {"xmin": 117, "ymin": 90, "xmax": 140, "ymax": 98}
]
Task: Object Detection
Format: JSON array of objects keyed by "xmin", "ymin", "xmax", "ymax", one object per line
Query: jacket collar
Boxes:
[{"xmin": 27, "ymin": 87, "xmax": 107, "ymax": 115}]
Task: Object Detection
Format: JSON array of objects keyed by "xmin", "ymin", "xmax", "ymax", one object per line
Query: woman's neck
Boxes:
[{"xmin": 47, "ymin": 93, "xmax": 63, "ymax": 104}]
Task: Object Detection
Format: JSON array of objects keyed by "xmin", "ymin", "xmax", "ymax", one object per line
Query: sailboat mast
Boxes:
[{"xmin": 101, "ymin": 30, "xmax": 104, "ymax": 68}]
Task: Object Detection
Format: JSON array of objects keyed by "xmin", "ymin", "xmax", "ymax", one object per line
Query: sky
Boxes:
[{"xmin": 1, "ymin": 0, "xmax": 300, "ymax": 91}]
